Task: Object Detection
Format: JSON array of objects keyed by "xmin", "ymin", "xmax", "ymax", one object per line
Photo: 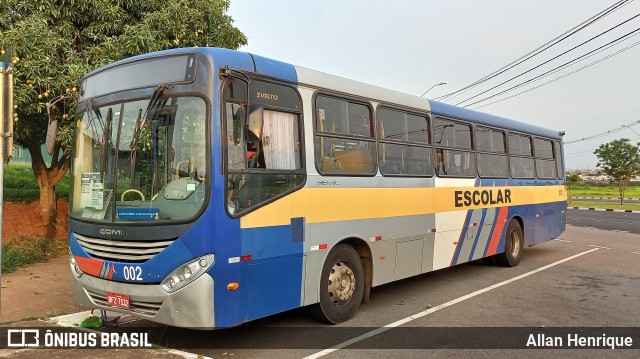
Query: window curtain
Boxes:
[{"xmin": 262, "ymin": 110, "xmax": 297, "ymax": 169}]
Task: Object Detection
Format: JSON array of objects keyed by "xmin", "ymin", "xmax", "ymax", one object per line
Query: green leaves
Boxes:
[
  {"xmin": 594, "ymin": 138, "xmax": 640, "ymax": 203},
  {"xmin": 594, "ymin": 138, "xmax": 640, "ymax": 179},
  {"xmin": 0, "ymin": 0, "xmax": 247, "ymax": 152}
]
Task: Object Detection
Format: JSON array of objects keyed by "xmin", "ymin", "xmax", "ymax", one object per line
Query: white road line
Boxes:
[
  {"xmin": 588, "ymin": 245, "xmax": 611, "ymax": 249},
  {"xmin": 554, "ymin": 239, "xmax": 572, "ymax": 243},
  {"xmin": 631, "ymin": 252, "xmax": 640, "ymax": 255},
  {"xmin": 165, "ymin": 349, "xmax": 212, "ymax": 359},
  {"xmin": 303, "ymin": 248, "xmax": 600, "ymax": 359}
]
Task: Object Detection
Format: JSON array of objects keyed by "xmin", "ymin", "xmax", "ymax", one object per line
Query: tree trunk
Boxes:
[
  {"xmin": 23, "ymin": 137, "xmax": 70, "ymax": 234},
  {"xmin": 40, "ymin": 184, "xmax": 57, "ymax": 239},
  {"xmin": 619, "ymin": 179, "xmax": 626, "ymax": 205}
]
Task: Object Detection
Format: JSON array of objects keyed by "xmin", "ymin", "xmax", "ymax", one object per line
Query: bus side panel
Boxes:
[
  {"xmin": 433, "ymin": 177, "xmax": 476, "ymax": 270},
  {"xmin": 241, "ymin": 223, "xmax": 304, "ymax": 321}
]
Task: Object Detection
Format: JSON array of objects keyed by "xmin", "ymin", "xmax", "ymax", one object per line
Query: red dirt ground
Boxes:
[{"xmin": 2, "ymin": 200, "xmax": 69, "ymax": 242}]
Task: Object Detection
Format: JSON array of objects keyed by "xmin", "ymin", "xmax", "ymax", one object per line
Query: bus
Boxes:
[{"xmin": 64, "ymin": 47, "xmax": 566, "ymax": 329}]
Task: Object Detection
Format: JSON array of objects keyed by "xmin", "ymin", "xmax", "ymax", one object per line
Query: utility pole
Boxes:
[{"xmin": 0, "ymin": 47, "xmax": 15, "ymax": 319}]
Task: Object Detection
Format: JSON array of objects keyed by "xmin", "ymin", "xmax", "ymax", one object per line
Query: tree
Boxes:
[
  {"xmin": 594, "ymin": 138, "xmax": 640, "ymax": 204},
  {"xmin": 0, "ymin": 0, "xmax": 246, "ymax": 229}
]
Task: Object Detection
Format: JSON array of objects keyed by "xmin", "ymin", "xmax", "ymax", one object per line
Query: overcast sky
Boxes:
[{"xmin": 228, "ymin": 0, "xmax": 640, "ymax": 171}]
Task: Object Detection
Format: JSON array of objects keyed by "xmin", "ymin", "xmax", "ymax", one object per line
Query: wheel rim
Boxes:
[
  {"xmin": 327, "ymin": 261, "xmax": 356, "ymax": 305},
  {"xmin": 509, "ymin": 229, "xmax": 521, "ymax": 257}
]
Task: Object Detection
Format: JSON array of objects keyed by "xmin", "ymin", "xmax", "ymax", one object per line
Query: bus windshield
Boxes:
[{"xmin": 69, "ymin": 96, "xmax": 208, "ymax": 223}]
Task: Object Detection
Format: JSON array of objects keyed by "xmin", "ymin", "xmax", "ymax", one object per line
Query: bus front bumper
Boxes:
[{"xmin": 71, "ymin": 271, "xmax": 215, "ymax": 329}]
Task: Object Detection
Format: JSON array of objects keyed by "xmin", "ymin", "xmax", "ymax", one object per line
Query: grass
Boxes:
[
  {"xmin": 567, "ymin": 200, "xmax": 640, "ymax": 211},
  {"xmin": 3, "ymin": 162, "xmax": 70, "ymax": 202},
  {"xmin": 568, "ymin": 184, "xmax": 640, "ymax": 198},
  {"xmin": 1, "ymin": 236, "xmax": 66, "ymax": 273},
  {"xmin": 0, "ymin": 310, "xmax": 79, "ymax": 325}
]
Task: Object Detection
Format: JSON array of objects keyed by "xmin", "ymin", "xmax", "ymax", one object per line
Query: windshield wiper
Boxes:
[
  {"xmin": 99, "ymin": 107, "xmax": 113, "ymax": 178},
  {"xmin": 129, "ymin": 84, "xmax": 170, "ymax": 187}
]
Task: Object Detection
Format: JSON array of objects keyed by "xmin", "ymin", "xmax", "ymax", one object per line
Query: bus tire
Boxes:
[
  {"xmin": 313, "ymin": 244, "xmax": 365, "ymax": 324},
  {"xmin": 496, "ymin": 219, "xmax": 523, "ymax": 267}
]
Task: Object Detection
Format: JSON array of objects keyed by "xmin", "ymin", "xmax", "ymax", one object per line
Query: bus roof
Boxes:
[
  {"xmin": 83, "ymin": 47, "xmax": 563, "ymax": 140},
  {"xmin": 428, "ymin": 100, "xmax": 563, "ymax": 140}
]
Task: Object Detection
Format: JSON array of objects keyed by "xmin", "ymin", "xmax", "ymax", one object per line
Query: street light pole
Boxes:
[
  {"xmin": 420, "ymin": 82, "xmax": 447, "ymax": 97},
  {"xmin": 0, "ymin": 48, "xmax": 14, "ymax": 320}
]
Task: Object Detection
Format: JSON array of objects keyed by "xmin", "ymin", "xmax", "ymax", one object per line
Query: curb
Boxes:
[
  {"xmin": 569, "ymin": 196, "xmax": 640, "ymax": 200},
  {"xmin": 569, "ymin": 207, "xmax": 640, "ymax": 213},
  {"xmin": 47, "ymin": 311, "xmax": 208, "ymax": 359}
]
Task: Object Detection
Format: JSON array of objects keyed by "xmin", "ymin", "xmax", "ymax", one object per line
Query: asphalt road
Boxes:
[
  {"xmin": 567, "ymin": 208, "xmax": 640, "ymax": 234},
  {"xmin": 113, "ymin": 212, "xmax": 640, "ymax": 359}
]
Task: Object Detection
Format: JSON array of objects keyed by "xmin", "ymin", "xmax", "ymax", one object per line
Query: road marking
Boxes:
[
  {"xmin": 303, "ymin": 248, "xmax": 600, "ymax": 359},
  {"xmin": 554, "ymin": 239, "xmax": 572, "ymax": 243},
  {"xmin": 588, "ymin": 245, "xmax": 611, "ymax": 249},
  {"xmin": 631, "ymin": 252, "xmax": 640, "ymax": 255},
  {"xmin": 164, "ymin": 350, "xmax": 212, "ymax": 359}
]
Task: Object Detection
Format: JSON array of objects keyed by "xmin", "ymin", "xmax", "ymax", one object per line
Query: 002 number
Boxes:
[{"xmin": 123, "ymin": 266, "xmax": 143, "ymax": 281}]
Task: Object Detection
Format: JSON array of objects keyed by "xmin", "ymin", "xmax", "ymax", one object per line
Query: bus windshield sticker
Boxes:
[
  {"xmin": 116, "ymin": 207, "xmax": 160, "ymax": 220},
  {"xmin": 81, "ymin": 189, "xmax": 113, "ymax": 220},
  {"xmin": 80, "ymin": 172, "xmax": 104, "ymax": 209}
]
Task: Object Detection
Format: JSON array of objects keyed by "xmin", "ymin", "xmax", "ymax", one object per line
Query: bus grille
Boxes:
[
  {"xmin": 74, "ymin": 233, "xmax": 174, "ymax": 263},
  {"xmin": 86, "ymin": 290, "xmax": 163, "ymax": 317}
]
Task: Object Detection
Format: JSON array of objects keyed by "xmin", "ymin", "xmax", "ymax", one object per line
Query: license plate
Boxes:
[{"xmin": 106, "ymin": 292, "xmax": 130, "ymax": 309}]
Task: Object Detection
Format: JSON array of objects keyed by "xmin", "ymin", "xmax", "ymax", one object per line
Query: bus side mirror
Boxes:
[
  {"xmin": 45, "ymin": 119, "xmax": 58, "ymax": 155},
  {"xmin": 247, "ymin": 106, "xmax": 263, "ymax": 142}
]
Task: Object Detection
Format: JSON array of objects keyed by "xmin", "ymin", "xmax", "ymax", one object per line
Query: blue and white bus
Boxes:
[{"xmin": 66, "ymin": 47, "xmax": 566, "ymax": 328}]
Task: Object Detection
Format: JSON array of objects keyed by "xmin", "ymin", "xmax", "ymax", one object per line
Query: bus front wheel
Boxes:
[
  {"xmin": 496, "ymin": 219, "xmax": 523, "ymax": 267},
  {"xmin": 313, "ymin": 244, "xmax": 364, "ymax": 324}
]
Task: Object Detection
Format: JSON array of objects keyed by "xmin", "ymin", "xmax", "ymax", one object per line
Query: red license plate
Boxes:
[{"xmin": 106, "ymin": 292, "xmax": 130, "ymax": 309}]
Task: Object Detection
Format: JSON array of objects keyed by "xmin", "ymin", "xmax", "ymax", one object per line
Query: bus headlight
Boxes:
[
  {"xmin": 161, "ymin": 254, "xmax": 214, "ymax": 293},
  {"xmin": 69, "ymin": 250, "xmax": 83, "ymax": 278}
]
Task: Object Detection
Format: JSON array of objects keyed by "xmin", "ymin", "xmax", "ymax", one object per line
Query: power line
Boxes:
[
  {"xmin": 461, "ymin": 25, "xmax": 640, "ymax": 108},
  {"xmin": 565, "ymin": 135, "xmax": 640, "ymax": 157},
  {"xmin": 456, "ymin": 12, "xmax": 640, "ymax": 106},
  {"xmin": 436, "ymin": 0, "xmax": 632, "ymax": 101},
  {"xmin": 564, "ymin": 120, "xmax": 640, "ymax": 144},
  {"xmin": 437, "ymin": 0, "xmax": 630, "ymax": 101},
  {"xmin": 470, "ymin": 35, "xmax": 640, "ymax": 109}
]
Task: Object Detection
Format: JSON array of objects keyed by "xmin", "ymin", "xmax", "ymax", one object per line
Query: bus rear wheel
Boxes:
[
  {"xmin": 496, "ymin": 219, "xmax": 523, "ymax": 267},
  {"xmin": 313, "ymin": 244, "xmax": 364, "ymax": 324}
]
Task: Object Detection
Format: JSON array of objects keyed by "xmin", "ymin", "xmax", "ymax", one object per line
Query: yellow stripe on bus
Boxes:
[{"xmin": 240, "ymin": 185, "xmax": 566, "ymax": 229}]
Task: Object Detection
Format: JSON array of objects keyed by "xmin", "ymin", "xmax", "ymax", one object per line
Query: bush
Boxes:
[{"xmin": 3, "ymin": 163, "xmax": 70, "ymax": 202}]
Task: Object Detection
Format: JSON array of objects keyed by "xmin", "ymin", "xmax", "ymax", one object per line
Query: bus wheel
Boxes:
[
  {"xmin": 496, "ymin": 220, "xmax": 523, "ymax": 267},
  {"xmin": 313, "ymin": 244, "xmax": 364, "ymax": 324}
]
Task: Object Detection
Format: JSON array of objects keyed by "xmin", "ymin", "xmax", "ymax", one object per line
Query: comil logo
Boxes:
[
  {"xmin": 7, "ymin": 329, "xmax": 39, "ymax": 347},
  {"xmin": 99, "ymin": 228, "xmax": 125, "ymax": 236}
]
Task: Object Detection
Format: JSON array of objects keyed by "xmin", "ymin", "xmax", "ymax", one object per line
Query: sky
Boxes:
[{"xmin": 227, "ymin": 0, "xmax": 640, "ymax": 171}]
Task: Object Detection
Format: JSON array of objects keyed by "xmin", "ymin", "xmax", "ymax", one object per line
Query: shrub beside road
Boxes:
[
  {"xmin": 569, "ymin": 183, "xmax": 640, "ymax": 198},
  {"xmin": 3, "ymin": 163, "xmax": 69, "ymax": 202}
]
